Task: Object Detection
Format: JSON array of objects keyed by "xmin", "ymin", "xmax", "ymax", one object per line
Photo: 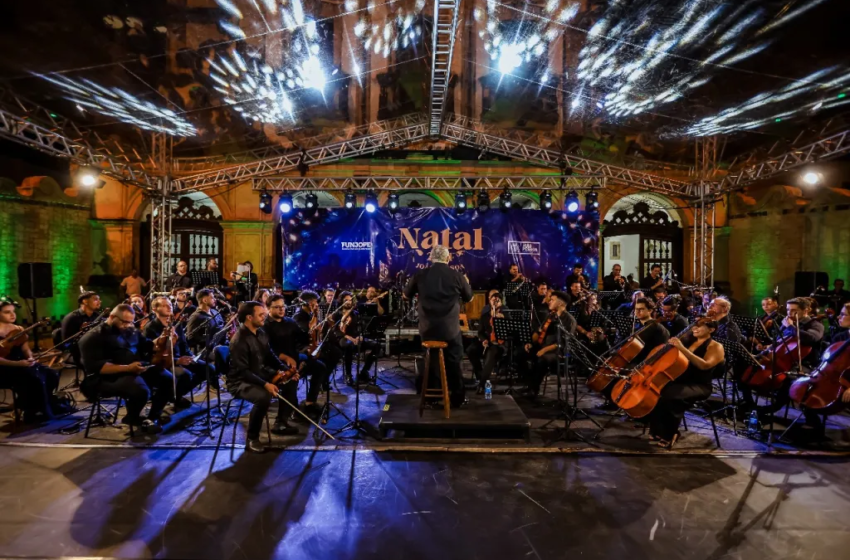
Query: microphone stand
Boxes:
[{"xmin": 334, "ymin": 315, "xmax": 376, "ymax": 440}]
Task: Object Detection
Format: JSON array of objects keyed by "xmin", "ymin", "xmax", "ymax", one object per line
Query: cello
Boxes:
[
  {"xmin": 789, "ymin": 337, "xmax": 850, "ymax": 415},
  {"xmin": 585, "ymin": 321, "xmax": 653, "ymax": 393},
  {"xmin": 740, "ymin": 332, "xmax": 811, "ymax": 393},
  {"xmin": 609, "ymin": 319, "xmax": 706, "ymax": 418}
]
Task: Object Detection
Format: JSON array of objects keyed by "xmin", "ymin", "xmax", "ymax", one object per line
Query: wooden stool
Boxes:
[{"xmin": 420, "ymin": 341, "xmax": 451, "ymax": 419}]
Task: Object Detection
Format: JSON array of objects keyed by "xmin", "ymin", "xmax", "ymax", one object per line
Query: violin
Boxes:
[
  {"xmin": 306, "ymin": 313, "xmax": 321, "ymax": 356},
  {"xmin": 586, "ymin": 322, "xmax": 651, "ymax": 393},
  {"xmin": 532, "ymin": 314, "xmax": 552, "ymax": 345},
  {"xmin": 0, "ymin": 320, "xmax": 51, "ymax": 359},
  {"xmin": 152, "ymin": 317, "xmax": 180, "ymax": 368},
  {"xmin": 609, "ymin": 320, "xmax": 705, "ymax": 418},
  {"xmin": 789, "ymin": 337, "xmax": 850, "ymax": 414},
  {"xmin": 740, "ymin": 332, "xmax": 811, "ymax": 393}
]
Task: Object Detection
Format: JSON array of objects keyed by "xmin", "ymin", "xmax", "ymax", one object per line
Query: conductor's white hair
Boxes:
[{"xmin": 429, "ymin": 245, "xmax": 450, "ymax": 264}]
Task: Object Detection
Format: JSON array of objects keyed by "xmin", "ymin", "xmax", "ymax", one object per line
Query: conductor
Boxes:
[{"xmin": 404, "ymin": 245, "xmax": 474, "ymax": 408}]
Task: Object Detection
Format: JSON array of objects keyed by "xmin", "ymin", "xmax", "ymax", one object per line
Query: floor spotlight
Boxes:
[
  {"xmin": 585, "ymin": 189, "xmax": 599, "ymax": 212},
  {"xmin": 278, "ymin": 193, "xmax": 293, "ymax": 214},
  {"xmin": 477, "ymin": 190, "xmax": 490, "ymax": 212},
  {"xmin": 499, "ymin": 189, "xmax": 512, "ymax": 212},
  {"xmin": 802, "ymin": 171, "xmax": 821, "ymax": 185},
  {"xmin": 344, "ymin": 190, "xmax": 356, "ymax": 210},
  {"xmin": 304, "ymin": 192, "xmax": 318, "ymax": 210},
  {"xmin": 364, "ymin": 191, "xmax": 378, "ymax": 213},
  {"xmin": 455, "ymin": 192, "xmax": 467, "ymax": 214},
  {"xmin": 387, "ymin": 192, "xmax": 400, "ymax": 213},
  {"xmin": 259, "ymin": 191, "xmax": 272, "ymax": 214},
  {"xmin": 541, "ymin": 190, "xmax": 553, "ymax": 210},
  {"xmin": 565, "ymin": 190, "xmax": 580, "ymax": 214}
]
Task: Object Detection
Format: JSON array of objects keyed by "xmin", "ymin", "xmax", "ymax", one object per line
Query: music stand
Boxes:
[
  {"xmin": 605, "ymin": 311, "xmax": 636, "ymax": 341},
  {"xmin": 731, "ymin": 314, "xmax": 758, "ymax": 339},
  {"xmin": 713, "ymin": 338, "xmax": 762, "ymax": 437},
  {"xmin": 506, "ymin": 282, "xmax": 533, "ymax": 309},
  {"xmin": 493, "ymin": 310, "xmax": 532, "ymax": 395},
  {"xmin": 367, "ymin": 317, "xmax": 398, "ymax": 389},
  {"xmin": 191, "ymin": 271, "xmax": 221, "ymax": 289},
  {"xmin": 598, "ymin": 290, "xmax": 626, "ymax": 310}
]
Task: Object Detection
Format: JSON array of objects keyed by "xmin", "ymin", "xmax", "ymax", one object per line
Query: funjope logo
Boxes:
[{"xmin": 341, "ymin": 241, "xmax": 372, "ymax": 250}]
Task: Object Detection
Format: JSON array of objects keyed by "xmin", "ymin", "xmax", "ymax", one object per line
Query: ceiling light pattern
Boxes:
[
  {"xmin": 350, "ymin": 0, "xmax": 426, "ymax": 61},
  {"xmin": 39, "ymin": 74, "xmax": 196, "ymax": 136}
]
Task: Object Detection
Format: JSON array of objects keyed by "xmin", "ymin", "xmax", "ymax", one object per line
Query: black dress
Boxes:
[{"xmin": 0, "ymin": 344, "xmax": 59, "ymax": 422}]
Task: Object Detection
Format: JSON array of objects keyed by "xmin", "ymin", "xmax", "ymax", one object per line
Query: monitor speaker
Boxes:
[{"xmin": 17, "ymin": 262, "xmax": 53, "ymax": 299}]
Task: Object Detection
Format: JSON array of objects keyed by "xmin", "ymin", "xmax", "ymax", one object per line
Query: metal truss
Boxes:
[
  {"xmin": 441, "ymin": 114, "xmax": 700, "ymax": 199},
  {"xmin": 172, "ymin": 113, "xmax": 429, "ymax": 172},
  {"xmin": 0, "ymin": 87, "xmax": 156, "ymax": 189},
  {"xmin": 691, "ymin": 138, "xmax": 718, "ymax": 288},
  {"xmin": 149, "ymin": 133, "xmax": 174, "ymax": 289},
  {"xmin": 252, "ymin": 174, "xmax": 603, "ymax": 192},
  {"xmin": 429, "ymin": 0, "xmax": 461, "ymax": 136},
  {"xmin": 713, "ymin": 127, "xmax": 850, "ymax": 193},
  {"xmin": 172, "ymin": 118, "xmax": 429, "ymax": 193}
]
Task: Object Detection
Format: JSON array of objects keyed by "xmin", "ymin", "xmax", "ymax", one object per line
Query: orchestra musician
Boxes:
[
  {"xmin": 567, "ymin": 280, "xmax": 584, "ymax": 309},
  {"xmin": 521, "ymin": 290, "xmax": 576, "ymax": 399},
  {"xmin": 79, "ymin": 304, "xmax": 174, "ymax": 434},
  {"xmin": 640, "ymin": 264, "xmax": 664, "ymax": 292},
  {"xmin": 61, "ymin": 290, "xmax": 103, "ymax": 367},
  {"xmin": 165, "ymin": 260, "xmax": 193, "ymax": 291},
  {"xmin": 230, "ymin": 261, "xmax": 258, "ymax": 303},
  {"xmin": 505, "ymin": 264, "xmax": 526, "ymax": 309},
  {"xmin": 332, "ymin": 291, "xmax": 380, "ymax": 386},
  {"xmin": 602, "ymin": 264, "xmax": 627, "ymax": 292},
  {"xmin": 0, "ymin": 298, "xmax": 60, "ymax": 423},
  {"xmin": 292, "ymin": 290, "xmax": 338, "ymax": 418},
  {"xmin": 833, "ymin": 303, "xmax": 850, "ymax": 344},
  {"xmin": 565, "ymin": 263, "xmax": 590, "ymax": 290},
  {"xmin": 362, "ymin": 286, "xmax": 386, "ymax": 316},
  {"xmin": 705, "ymin": 297, "xmax": 743, "ymax": 343},
  {"xmin": 575, "ymin": 291, "xmax": 611, "ymax": 358},
  {"xmin": 264, "ymin": 294, "xmax": 328, "ymax": 432},
  {"xmin": 470, "ymin": 291, "xmax": 506, "ymax": 394},
  {"xmin": 616, "ymin": 290, "xmax": 644, "ymax": 316},
  {"xmin": 172, "ymin": 288, "xmax": 196, "ymax": 318},
  {"xmin": 202, "ymin": 258, "xmax": 228, "ymax": 289},
  {"xmin": 404, "ymin": 245, "xmax": 474, "ymax": 408},
  {"xmin": 185, "ymin": 289, "xmax": 230, "ymax": 375},
  {"xmin": 659, "ymin": 296, "xmax": 689, "ymax": 337},
  {"xmin": 253, "ymin": 288, "xmax": 271, "ymax": 307},
  {"xmin": 128, "ymin": 294, "xmax": 147, "ymax": 315},
  {"xmin": 825, "ymin": 279, "xmax": 850, "ymax": 310},
  {"xmin": 465, "ymin": 289, "xmax": 501, "ymax": 382},
  {"xmin": 228, "ymin": 301, "xmax": 300, "ymax": 453},
  {"xmin": 531, "ymin": 280, "xmax": 549, "ymax": 309},
  {"xmin": 648, "ymin": 319, "xmax": 725, "ymax": 448},
  {"xmin": 749, "ymin": 296, "xmax": 783, "ymax": 349},
  {"xmin": 651, "ymin": 287, "xmax": 668, "ymax": 309}
]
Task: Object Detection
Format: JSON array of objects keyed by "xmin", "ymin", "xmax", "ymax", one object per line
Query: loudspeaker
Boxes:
[
  {"xmin": 17, "ymin": 262, "xmax": 53, "ymax": 299},
  {"xmin": 794, "ymin": 271, "xmax": 829, "ymax": 298}
]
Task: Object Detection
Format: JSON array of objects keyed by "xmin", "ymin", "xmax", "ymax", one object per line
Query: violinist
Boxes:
[
  {"xmin": 228, "ymin": 301, "xmax": 301, "ymax": 453},
  {"xmin": 128, "ymin": 294, "xmax": 147, "ymax": 315},
  {"xmin": 831, "ymin": 303, "xmax": 850, "ymax": 344},
  {"xmin": 471, "ymin": 291, "xmax": 506, "ymax": 394},
  {"xmin": 253, "ymin": 288, "xmax": 271, "ymax": 307},
  {"xmin": 318, "ymin": 288, "xmax": 337, "ymax": 322},
  {"xmin": 165, "ymin": 260, "xmax": 193, "ymax": 291},
  {"xmin": 521, "ymin": 290, "xmax": 576, "ymax": 399},
  {"xmin": 265, "ymin": 294, "xmax": 327, "ymax": 430},
  {"xmin": 0, "ymin": 298, "xmax": 60, "ymax": 423},
  {"xmin": 142, "ymin": 297, "xmax": 208, "ymax": 409},
  {"xmin": 185, "ymin": 289, "xmax": 231, "ymax": 377},
  {"xmin": 648, "ymin": 319, "xmax": 725, "ymax": 448},
  {"xmin": 61, "ymin": 291, "xmax": 102, "ymax": 367},
  {"xmin": 652, "ymin": 287, "xmax": 667, "ymax": 309},
  {"xmin": 659, "ymin": 296, "xmax": 689, "ymax": 337},
  {"xmin": 171, "ymin": 288, "xmax": 196, "ymax": 318},
  {"xmin": 294, "ymin": 290, "xmax": 340, "ymax": 417},
  {"xmin": 750, "ymin": 296, "xmax": 783, "ymax": 349},
  {"xmin": 602, "ymin": 264, "xmax": 627, "ymax": 292},
  {"xmin": 334, "ymin": 292, "xmax": 380, "ymax": 386},
  {"xmin": 79, "ymin": 304, "xmax": 173, "ymax": 434},
  {"xmin": 577, "ymin": 291, "xmax": 611, "ymax": 358},
  {"xmin": 705, "ymin": 297, "xmax": 742, "ymax": 343},
  {"xmin": 362, "ymin": 286, "xmax": 386, "ymax": 316},
  {"xmin": 465, "ymin": 289, "xmax": 501, "ymax": 382},
  {"xmin": 531, "ymin": 280, "xmax": 549, "ymax": 309},
  {"xmin": 640, "ymin": 264, "xmax": 664, "ymax": 292}
]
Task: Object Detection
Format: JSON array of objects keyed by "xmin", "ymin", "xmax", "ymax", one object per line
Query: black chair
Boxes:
[
  {"xmin": 217, "ymin": 397, "xmax": 272, "ymax": 456},
  {"xmin": 683, "ymin": 401, "xmax": 722, "ymax": 449},
  {"xmin": 84, "ymin": 394, "xmax": 134, "ymax": 439},
  {"xmin": 0, "ymin": 386, "xmax": 21, "ymax": 426}
]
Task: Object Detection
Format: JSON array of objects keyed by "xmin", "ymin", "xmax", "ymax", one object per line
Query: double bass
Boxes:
[
  {"xmin": 585, "ymin": 321, "xmax": 652, "ymax": 393},
  {"xmin": 788, "ymin": 337, "xmax": 850, "ymax": 414},
  {"xmin": 609, "ymin": 319, "xmax": 706, "ymax": 418}
]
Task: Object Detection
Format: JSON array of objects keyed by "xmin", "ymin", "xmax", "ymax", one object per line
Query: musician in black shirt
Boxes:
[
  {"xmin": 627, "ymin": 298, "xmax": 671, "ymax": 367},
  {"xmin": 78, "ymin": 304, "xmax": 173, "ymax": 434},
  {"xmin": 522, "ymin": 290, "xmax": 576, "ymax": 399},
  {"xmin": 228, "ymin": 301, "xmax": 300, "ymax": 452},
  {"xmin": 172, "ymin": 288, "xmax": 197, "ymax": 318},
  {"xmin": 165, "ymin": 260, "xmax": 193, "ymax": 291},
  {"xmin": 705, "ymin": 297, "xmax": 743, "ymax": 343},
  {"xmin": 230, "ymin": 261, "xmax": 259, "ymax": 303},
  {"xmin": 565, "ymin": 263, "xmax": 590, "ymax": 290},
  {"xmin": 470, "ymin": 292, "xmax": 506, "ymax": 393},
  {"xmin": 602, "ymin": 264, "xmax": 627, "ymax": 292},
  {"xmin": 333, "ymin": 292, "xmax": 380, "ymax": 385},
  {"xmin": 61, "ymin": 291, "xmax": 102, "ymax": 367},
  {"xmin": 640, "ymin": 264, "xmax": 664, "ymax": 292},
  {"xmin": 659, "ymin": 296, "xmax": 689, "ymax": 337}
]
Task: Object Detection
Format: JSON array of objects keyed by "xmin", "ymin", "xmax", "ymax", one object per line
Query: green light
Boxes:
[
  {"xmin": 49, "ymin": 113, "xmax": 58, "ymax": 118},
  {"xmin": 838, "ymin": 93, "xmax": 847, "ymax": 99},
  {"xmin": 775, "ymin": 118, "xmax": 782, "ymax": 123}
]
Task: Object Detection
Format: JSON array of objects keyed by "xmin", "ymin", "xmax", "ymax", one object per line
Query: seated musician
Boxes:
[
  {"xmin": 640, "ymin": 264, "xmax": 664, "ymax": 292},
  {"xmin": 185, "ymin": 289, "xmax": 230, "ymax": 375},
  {"xmin": 293, "ymin": 290, "xmax": 339, "ymax": 417},
  {"xmin": 253, "ymin": 288, "xmax": 271, "ymax": 307},
  {"xmin": 522, "ymin": 290, "xmax": 576, "ymax": 399},
  {"xmin": 61, "ymin": 290, "xmax": 102, "ymax": 366},
  {"xmin": 660, "ymin": 296, "xmax": 689, "ymax": 337},
  {"xmin": 201, "ymin": 257, "xmax": 229, "ymax": 289},
  {"xmin": 468, "ymin": 291, "xmax": 506, "ymax": 394},
  {"xmin": 172, "ymin": 287, "xmax": 197, "ymax": 318},
  {"xmin": 826, "ymin": 279, "xmax": 850, "ymax": 310},
  {"xmin": 751, "ymin": 297, "xmax": 825, "ymax": 433},
  {"xmin": 142, "ymin": 297, "xmax": 210, "ymax": 409},
  {"xmin": 465, "ymin": 289, "xmax": 501, "ymax": 382},
  {"xmin": 0, "ymin": 298, "xmax": 60, "ymax": 423},
  {"xmin": 230, "ymin": 261, "xmax": 259, "ymax": 303},
  {"xmin": 363, "ymin": 287, "xmax": 386, "ymax": 316},
  {"xmin": 576, "ymin": 291, "xmax": 611, "ymax": 360},
  {"xmin": 705, "ymin": 296, "xmax": 742, "ymax": 343},
  {"xmin": 165, "ymin": 260, "xmax": 193, "ymax": 291},
  {"xmin": 128, "ymin": 294, "xmax": 147, "ymax": 316},
  {"xmin": 832, "ymin": 303, "xmax": 850, "ymax": 344},
  {"xmin": 531, "ymin": 280, "xmax": 549, "ymax": 309},
  {"xmin": 334, "ymin": 291, "xmax": 380, "ymax": 385},
  {"xmin": 602, "ymin": 264, "xmax": 627, "ymax": 292},
  {"xmin": 505, "ymin": 264, "xmax": 526, "ymax": 309},
  {"xmin": 652, "ymin": 287, "xmax": 667, "ymax": 308},
  {"xmin": 228, "ymin": 301, "xmax": 300, "ymax": 452},
  {"xmin": 648, "ymin": 319, "xmax": 725, "ymax": 448},
  {"xmin": 565, "ymin": 263, "xmax": 590, "ymax": 290},
  {"xmin": 616, "ymin": 290, "xmax": 644, "ymax": 316},
  {"xmin": 749, "ymin": 296, "xmax": 783, "ymax": 349},
  {"xmin": 265, "ymin": 294, "xmax": 328, "ymax": 425},
  {"xmin": 79, "ymin": 304, "xmax": 174, "ymax": 434}
]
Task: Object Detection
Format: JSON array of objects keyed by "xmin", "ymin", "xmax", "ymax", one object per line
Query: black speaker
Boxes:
[
  {"xmin": 794, "ymin": 271, "xmax": 829, "ymax": 298},
  {"xmin": 17, "ymin": 263, "xmax": 53, "ymax": 299}
]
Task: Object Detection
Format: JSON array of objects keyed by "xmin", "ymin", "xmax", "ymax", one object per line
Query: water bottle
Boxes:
[
  {"xmin": 484, "ymin": 380, "xmax": 492, "ymax": 400},
  {"xmin": 747, "ymin": 410, "xmax": 760, "ymax": 438}
]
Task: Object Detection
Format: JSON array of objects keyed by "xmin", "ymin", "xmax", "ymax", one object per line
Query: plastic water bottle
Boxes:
[
  {"xmin": 484, "ymin": 380, "xmax": 492, "ymax": 401},
  {"xmin": 747, "ymin": 410, "xmax": 760, "ymax": 438}
]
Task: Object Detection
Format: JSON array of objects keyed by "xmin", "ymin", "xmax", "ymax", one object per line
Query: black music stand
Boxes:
[
  {"xmin": 506, "ymin": 282, "xmax": 533, "ymax": 309},
  {"xmin": 334, "ymin": 316, "xmax": 377, "ymax": 441},
  {"xmin": 606, "ymin": 312, "xmax": 637, "ymax": 341},
  {"xmin": 598, "ymin": 290, "xmax": 626, "ymax": 310},
  {"xmin": 493, "ymin": 310, "xmax": 532, "ymax": 395},
  {"xmin": 367, "ymin": 318, "xmax": 398, "ymax": 389},
  {"xmin": 191, "ymin": 271, "xmax": 221, "ymax": 289},
  {"xmin": 712, "ymin": 338, "xmax": 761, "ymax": 438}
]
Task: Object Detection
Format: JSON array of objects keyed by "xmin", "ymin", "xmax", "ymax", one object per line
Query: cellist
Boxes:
[
  {"xmin": 648, "ymin": 319, "xmax": 725, "ymax": 448},
  {"xmin": 520, "ymin": 290, "xmax": 576, "ymax": 400}
]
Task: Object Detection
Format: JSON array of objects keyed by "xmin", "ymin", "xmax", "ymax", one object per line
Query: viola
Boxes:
[
  {"xmin": 152, "ymin": 319, "xmax": 180, "ymax": 367},
  {"xmin": 586, "ymin": 322, "xmax": 653, "ymax": 393},
  {"xmin": 609, "ymin": 320, "xmax": 704, "ymax": 418},
  {"xmin": 0, "ymin": 320, "xmax": 51, "ymax": 359},
  {"xmin": 740, "ymin": 333, "xmax": 811, "ymax": 393},
  {"xmin": 532, "ymin": 314, "xmax": 552, "ymax": 345},
  {"xmin": 789, "ymin": 337, "xmax": 850, "ymax": 414}
]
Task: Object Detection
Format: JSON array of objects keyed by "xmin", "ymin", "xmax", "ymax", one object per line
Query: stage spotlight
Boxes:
[
  {"xmin": 304, "ymin": 192, "xmax": 318, "ymax": 210},
  {"xmin": 278, "ymin": 193, "xmax": 293, "ymax": 214},
  {"xmin": 77, "ymin": 166, "xmax": 104, "ymax": 188},
  {"xmin": 344, "ymin": 191, "xmax": 356, "ymax": 210},
  {"xmin": 387, "ymin": 192, "xmax": 400, "ymax": 213},
  {"xmin": 499, "ymin": 189, "xmax": 512, "ymax": 212},
  {"xmin": 585, "ymin": 189, "xmax": 600, "ymax": 212},
  {"xmin": 455, "ymin": 192, "xmax": 468, "ymax": 214},
  {"xmin": 803, "ymin": 171, "xmax": 821, "ymax": 185},
  {"xmin": 477, "ymin": 190, "xmax": 490, "ymax": 212},
  {"xmin": 540, "ymin": 190, "xmax": 553, "ymax": 210},
  {"xmin": 565, "ymin": 190, "xmax": 580, "ymax": 214},
  {"xmin": 364, "ymin": 191, "xmax": 378, "ymax": 213},
  {"xmin": 259, "ymin": 191, "xmax": 272, "ymax": 214}
]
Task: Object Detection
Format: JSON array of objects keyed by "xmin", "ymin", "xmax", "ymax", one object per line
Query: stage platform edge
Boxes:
[{"xmin": 378, "ymin": 393, "xmax": 531, "ymax": 442}]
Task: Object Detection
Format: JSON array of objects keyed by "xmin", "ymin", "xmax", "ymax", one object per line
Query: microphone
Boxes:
[{"xmin": 774, "ymin": 285, "xmax": 779, "ymax": 295}]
